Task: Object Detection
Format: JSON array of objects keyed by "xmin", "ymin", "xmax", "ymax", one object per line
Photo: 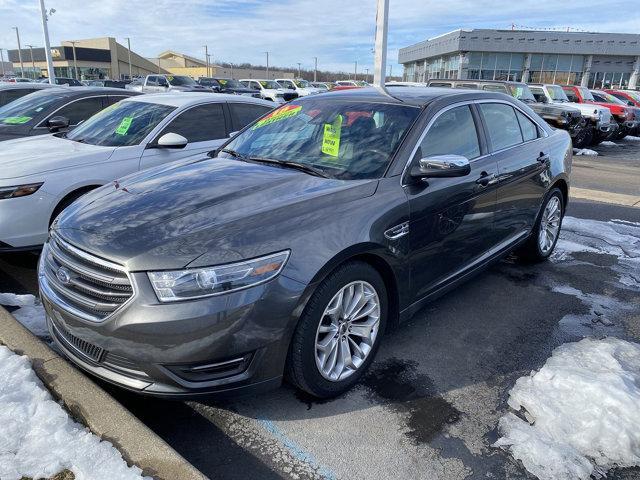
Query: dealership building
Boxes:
[
  {"xmin": 399, "ymin": 29, "xmax": 640, "ymax": 89},
  {"xmin": 7, "ymin": 37, "xmax": 166, "ymax": 80}
]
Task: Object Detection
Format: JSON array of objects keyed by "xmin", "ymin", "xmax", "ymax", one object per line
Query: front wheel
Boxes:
[
  {"xmin": 286, "ymin": 261, "xmax": 387, "ymax": 398},
  {"xmin": 517, "ymin": 188, "xmax": 564, "ymax": 263}
]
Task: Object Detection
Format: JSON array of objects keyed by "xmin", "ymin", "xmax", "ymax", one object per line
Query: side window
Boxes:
[
  {"xmin": 482, "ymin": 84, "xmax": 509, "ymax": 93},
  {"xmin": 563, "ymin": 88, "xmax": 579, "ymax": 102},
  {"xmin": 105, "ymin": 95, "xmax": 129, "ymax": 107},
  {"xmin": 529, "ymin": 88, "xmax": 547, "ymax": 103},
  {"xmin": 591, "ymin": 92, "xmax": 606, "ymax": 102},
  {"xmin": 418, "ymin": 105, "xmax": 481, "ymax": 160},
  {"xmin": 479, "ymin": 103, "xmax": 523, "ymax": 151},
  {"xmin": 147, "ymin": 76, "xmax": 158, "ymax": 86},
  {"xmin": 250, "ymin": 81, "xmax": 261, "ymax": 90},
  {"xmin": 516, "ymin": 110, "xmax": 539, "ymax": 142},
  {"xmin": 158, "ymin": 77, "xmax": 169, "ymax": 86},
  {"xmin": 4, "ymin": 89, "xmax": 29, "ymax": 104},
  {"xmin": 53, "ymin": 97, "xmax": 105, "ymax": 125},
  {"xmin": 160, "ymin": 103, "xmax": 227, "ymax": 142},
  {"xmin": 230, "ymin": 103, "xmax": 272, "ymax": 130}
]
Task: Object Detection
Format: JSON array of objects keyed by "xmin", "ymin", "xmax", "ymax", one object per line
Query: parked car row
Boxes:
[{"xmin": 388, "ymin": 80, "xmax": 639, "ymax": 146}]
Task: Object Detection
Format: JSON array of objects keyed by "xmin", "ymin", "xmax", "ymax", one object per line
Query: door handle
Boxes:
[
  {"xmin": 476, "ymin": 172, "xmax": 496, "ymax": 187},
  {"xmin": 537, "ymin": 152, "xmax": 550, "ymax": 164}
]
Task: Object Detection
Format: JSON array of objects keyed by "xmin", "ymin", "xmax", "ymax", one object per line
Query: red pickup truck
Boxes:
[{"xmin": 562, "ymin": 85, "xmax": 635, "ymax": 140}]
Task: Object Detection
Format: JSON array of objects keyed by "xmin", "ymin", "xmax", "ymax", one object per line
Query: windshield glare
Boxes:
[
  {"xmin": 578, "ymin": 87, "xmax": 595, "ymax": 101},
  {"xmin": 220, "ymin": 100, "xmax": 420, "ymax": 180},
  {"xmin": 547, "ymin": 86, "xmax": 570, "ymax": 102},
  {"xmin": 217, "ymin": 79, "xmax": 245, "ymax": 88},
  {"xmin": 0, "ymin": 90, "xmax": 65, "ymax": 125},
  {"xmin": 597, "ymin": 91, "xmax": 625, "ymax": 105},
  {"xmin": 260, "ymin": 80, "xmax": 281, "ymax": 89},
  {"xmin": 294, "ymin": 80, "xmax": 312, "ymax": 88},
  {"xmin": 510, "ymin": 84, "xmax": 536, "ymax": 102},
  {"xmin": 167, "ymin": 75, "xmax": 196, "ymax": 86},
  {"xmin": 65, "ymin": 100, "xmax": 175, "ymax": 147}
]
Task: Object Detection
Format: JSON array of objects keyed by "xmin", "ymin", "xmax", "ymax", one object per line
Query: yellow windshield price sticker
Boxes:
[
  {"xmin": 252, "ymin": 105, "xmax": 302, "ymax": 129},
  {"xmin": 321, "ymin": 115, "xmax": 343, "ymax": 157},
  {"xmin": 115, "ymin": 117, "xmax": 133, "ymax": 135}
]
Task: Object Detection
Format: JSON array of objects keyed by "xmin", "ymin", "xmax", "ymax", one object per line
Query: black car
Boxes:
[
  {"xmin": 42, "ymin": 87, "xmax": 572, "ymax": 399},
  {"xmin": 0, "ymin": 83, "xmax": 61, "ymax": 108},
  {"xmin": 0, "ymin": 87, "xmax": 141, "ymax": 142},
  {"xmin": 198, "ymin": 77, "xmax": 261, "ymax": 97}
]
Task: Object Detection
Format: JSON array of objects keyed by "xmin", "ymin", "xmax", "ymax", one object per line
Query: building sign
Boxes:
[{"xmin": 51, "ymin": 49, "xmax": 61, "ymax": 59}]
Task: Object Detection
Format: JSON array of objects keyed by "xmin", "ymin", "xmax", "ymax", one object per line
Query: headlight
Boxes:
[
  {"xmin": 148, "ymin": 250, "xmax": 290, "ymax": 302},
  {"xmin": 0, "ymin": 182, "xmax": 43, "ymax": 200}
]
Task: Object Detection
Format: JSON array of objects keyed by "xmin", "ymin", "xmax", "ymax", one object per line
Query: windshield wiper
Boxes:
[
  {"xmin": 217, "ymin": 148, "xmax": 249, "ymax": 160},
  {"xmin": 248, "ymin": 156, "xmax": 330, "ymax": 178}
]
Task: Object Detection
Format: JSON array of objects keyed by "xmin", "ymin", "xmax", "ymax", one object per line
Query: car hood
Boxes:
[
  {"xmin": 55, "ymin": 157, "xmax": 377, "ymax": 270},
  {"xmin": 0, "ymin": 134, "xmax": 115, "ymax": 181},
  {"xmin": 528, "ymin": 102, "xmax": 580, "ymax": 117}
]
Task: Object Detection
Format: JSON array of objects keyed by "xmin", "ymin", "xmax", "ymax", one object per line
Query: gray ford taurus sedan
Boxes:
[{"xmin": 39, "ymin": 87, "xmax": 572, "ymax": 398}]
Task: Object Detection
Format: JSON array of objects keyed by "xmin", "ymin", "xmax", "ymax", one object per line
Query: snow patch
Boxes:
[
  {"xmin": 572, "ymin": 148, "xmax": 598, "ymax": 156},
  {"xmin": 0, "ymin": 293, "xmax": 48, "ymax": 338},
  {"xmin": 599, "ymin": 141, "xmax": 619, "ymax": 147},
  {"xmin": 494, "ymin": 338, "xmax": 640, "ymax": 480},
  {"xmin": 0, "ymin": 346, "xmax": 148, "ymax": 480},
  {"xmin": 624, "ymin": 135, "xmax": 640, "ymax": 141}
]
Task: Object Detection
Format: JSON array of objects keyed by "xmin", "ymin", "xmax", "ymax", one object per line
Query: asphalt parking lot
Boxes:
[{"xmin": 1, "ymin": 139, "xmax": 639, "ymax": 480}]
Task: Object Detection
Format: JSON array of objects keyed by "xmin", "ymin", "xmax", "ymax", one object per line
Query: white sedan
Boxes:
[{"xmin": 0, "ymin": 92, "xmax": 274, "ymax": 251}]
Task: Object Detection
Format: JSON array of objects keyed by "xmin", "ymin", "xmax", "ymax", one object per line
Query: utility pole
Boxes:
[
  {"xmin": 389, "ymin": 64, "xmax": 392, "ymax": 78},
  {"xmin": 0, "ymin": 49, "xmax": 5, "ymax": 76},
  {"xmin": 69, "ymin": 41, "xmax": 79, "ymax": 79},
  {"xmin": 263, "ymin": 51, "xmax": 269, "ymax": 78},
  {"xmin": 13, "ymin": 27, "xmax": 24, "ymax": 77},
  {"xmin": 125, "ymin": 37, "xmax": 132, "ymax": 79},
  {"xmin": 206, "ymin": 54, "xmax": 212, "ymax": 76},
  {"xmin": 365, "ymin": 68, "xmax": 369, "ymax": 82},
  {"xmin": 354, "ymin": 60, "xmax": 357, "ymax": 81},
  {"xmin": 313, "ymin": 56, "xmax": 317, "ymax": 82},
  {"xmin": 373, "ymin": 0, "xmax": 389, "ymax": 87},
  {"xmin": 203, "ymin": 45, "xmax": 209, "ymax": 77},
  {"xmin": 157, "ymin": 58, "xmax": 161, "ymax": 74},
  {"xmin": 26, "ymin": 44, "xmax": 36, "ymax": 78},
  {"xmin": 38, "ymin": 0, "xmax": 55, "ymax": 84},
  {"xmin": 297, "ymin": 62, "xmax": 301, "ymax": 78}
]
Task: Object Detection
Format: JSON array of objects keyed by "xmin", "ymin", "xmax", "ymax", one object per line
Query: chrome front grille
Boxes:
[{"xmin": 41, "ymin": 233, "xmax": 133, "ymax": 322}]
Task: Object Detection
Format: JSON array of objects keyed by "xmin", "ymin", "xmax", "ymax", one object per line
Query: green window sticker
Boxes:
[
  {"xmin": 115, "ymin": 116, "xmax": 134, "ymax": 135},
  {"xmin": 1, "ymin": 116, "xmax": 32, "ymax": 125},
  {"xmin": 321, "ymin": 115, "xmax": 343, "ymax": 157}
]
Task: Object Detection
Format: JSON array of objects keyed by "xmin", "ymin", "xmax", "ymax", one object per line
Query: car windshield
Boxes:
[
  {"xmin": 625, "ymin": 91, "xmax": 640, "ymax": 103},
  {"xmin": 167, "ymin": 75, "xmax": 196, "ymax": 86},
  {"xmin": 595, "ymin": 91, "xmax": 625, "ymax": 105},
  {"xmin": 0, "ymin": 90, "xmax": 66, "ymax": 126},
  {"xmin": 216, "ymin": 79, "xmax": 245, "ymax": 88},
  {"xmin": 219, "ymin": 100, "xmax": 420, "ymax": 180},
  {"xmin": 547, "ymin": 85, "xmax": 570, "ymax": 102},
  {"xmin": 65, "ymin": 100, "xmax": 176, "ymax": 147},
  {"xmin": 260, "ymin": 80, "xmax": 282, "ymax": 89},
  {"xmin": 294, "ymin": 80, "xmax": 312, "ymax": 88},
  {"xmin": 510, "ymin": 84, "xmax": 536, "ymax": 102},
  {"xmin": 577, "ymin": 87, "xmax": 595, "ymax": 101}
]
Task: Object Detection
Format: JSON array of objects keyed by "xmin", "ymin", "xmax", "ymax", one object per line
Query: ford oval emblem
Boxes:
[{"xmin": 56, "ymin": 267, "xmax": 71, "ymax": 285}]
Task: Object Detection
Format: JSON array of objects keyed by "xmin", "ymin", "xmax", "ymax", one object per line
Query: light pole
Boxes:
[
  {"xmin": 354, "ymin": 60, "xmax": 357, "ymax": 81},
  {"xmin": 0, "ymin": 49, "xmax": 5, "ymax": 76},
  {"xmin": 203, "ymin": 45, "xmax": 209, "ymax": 77},
  {"xmin": 69, "ymin": 41, "xmax": 79, "ymax": 79},
  {"xmin": 388, "ymin": 64, "xmax": 393, "ymax": 79},
  {"xmin": 365, "ymin": 68, "xmax": 369, "ymax": 83},
  {"xmin": 263, "ymin": 52, "xmax": 270, "ymax": 78},
  {"xmin": 313, "ymin": 56, "xmax": 317, "ymax": 82},
  {"xmin": 38, "ymin": 0, "xmax": 55, "ymax": 84},
  {"xmin": 297, "ymin": 62, "xmax": 301, "ymax": 78},
  {"xmin": 26, "ymin": 44, "xmax": 36, "ymax": 78},
  {"xmin": 373, "ymin": 0, "xmax": 389, "ymax": 87},
  {"xmin": 206, "ymin": 53, "xmax": 211, "ymax": 76},
  {"xmin": 13, "ymin": 27, "xmax": 24, "ymax": 77},
  {"xmin": 125, "ymin": 37, "xmax": 132, "ymax": 79}
]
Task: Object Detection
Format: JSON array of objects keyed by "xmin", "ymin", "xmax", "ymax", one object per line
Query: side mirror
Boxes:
[
  {"xmin": 47, "ymin": 116, "xmax": 70, "ymax": 132},
  {"xmin": 229, "ymin": 131, "xmax": 240, "ymax": 137},
  {"xmin": 156, "ymin": 132, "xmax": 188, "ymax": 149},
  {"xmin": 410, "ymin": 155, "xmax": 471, "ymax": 179}
]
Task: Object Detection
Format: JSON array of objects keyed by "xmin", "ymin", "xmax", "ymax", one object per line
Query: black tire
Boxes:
[
  {"xmin": 286, "ymin": 261, "xmax": 388, "ymax": 398},
  {"xmin": 517, "ymin": 188, "xmax": 565, "ymax": 264},
  {"xmin": 573, "ymin": 127, "xmax": 592, "ymax": 149}
]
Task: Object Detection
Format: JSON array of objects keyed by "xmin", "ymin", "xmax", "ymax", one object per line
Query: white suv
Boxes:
[
  {"xmin": 274, "ymin": 78, "xmax": 322, "ymax": 97},
  {"xmin": 240, "ymin": 79, "xmax": 298, "ymax": 103},
  {"xmin": 0, "ymin": 93, "xmax": 273, "ymax": 251}
]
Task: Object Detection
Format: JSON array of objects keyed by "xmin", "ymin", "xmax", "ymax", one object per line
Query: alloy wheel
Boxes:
[
  {"xmin": 538, "ymin": 196, "xmax": 562, "ymax": 254},
  {"xmin": 314, "ymin": 281, "xmax": 381, "ymax": 381}
]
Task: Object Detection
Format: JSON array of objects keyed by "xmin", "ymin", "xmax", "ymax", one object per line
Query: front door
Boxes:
[
  {"xmin": 405, "ymin": 104, "xmax": 499, "ymax": 302},
  {"xmin": 140, "ymin": 102, "xmax": 230, "ymax": 171}
]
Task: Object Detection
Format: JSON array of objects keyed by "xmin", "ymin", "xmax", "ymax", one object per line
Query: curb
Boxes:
[
  {"xmin": 0, "ymin": 306, "xmax": 208, "ymax": 480},
  {"xmin": 571, "ymin": 187, "xmax": 640, "ymax": 208}
]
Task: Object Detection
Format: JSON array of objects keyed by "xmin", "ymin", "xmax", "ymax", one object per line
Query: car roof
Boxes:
[
  {"xmin": 239, "ymin": 78, "xmax": 270, "ymax": 82},
  {"xmin": 123, "ymin": 92, "xmax": 274, "ymax": 108},
  {"xmin": 0, "ymin": 83, "xmax": 60, "ymax": 91},
  {"xmin": 305, "ymin": 86, "xmax": 509, "ymax": 107}
]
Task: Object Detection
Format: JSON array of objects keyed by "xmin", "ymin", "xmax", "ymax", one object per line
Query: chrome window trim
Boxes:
[
  {"xmin": 34, "ymin": 95, "xmax": 110, "ymax": 129},
  {"xmin": 400, "ymin": 98, "xmax": 549, "ymax": 186}
]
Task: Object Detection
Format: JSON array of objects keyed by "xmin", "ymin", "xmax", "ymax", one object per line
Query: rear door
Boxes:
[
  {"xmin": 478, "ymin": 102, "xmax": 549, "ymax": 243},
  {"xmin": 139, "ymin": 102, "xmax": 230, "ymax": 170},
  {"xmin": 404, "ymin": 103, "xmax": 499, "ymax": 301}
]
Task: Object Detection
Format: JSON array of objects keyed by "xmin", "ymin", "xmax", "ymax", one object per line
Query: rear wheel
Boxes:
[
  {"xmin": 517, "ymin": 188, "xmax": 564, "ymax": 263},
  {"xmin": 573, "ymin": 127, "xmax": 592, "ymax": 149},
  {"xmin": 286, "ymin": 261, "xmax": 387, "ymax": 398}
]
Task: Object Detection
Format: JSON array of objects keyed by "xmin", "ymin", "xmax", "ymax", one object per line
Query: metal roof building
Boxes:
[{"xmin": 399, "ymin": 29, "xmax": 640, "ymax": 89}]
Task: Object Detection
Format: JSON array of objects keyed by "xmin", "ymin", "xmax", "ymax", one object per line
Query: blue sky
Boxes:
[{"xmin": 1, "ymin": 0, "xmax": 639, "ymax": 74}]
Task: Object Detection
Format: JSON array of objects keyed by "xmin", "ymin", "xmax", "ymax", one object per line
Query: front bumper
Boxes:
[
  {"xmin": 0, "ymin": 190, "xmax": 55, "ymax": 249},
  {"xmin": 38, "ymin": 240, "xmax": 308, "ymax": 398}
]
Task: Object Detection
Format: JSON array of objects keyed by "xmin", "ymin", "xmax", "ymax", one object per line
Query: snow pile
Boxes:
[
  {"xmin": 572, "ymin": 148, "xmax": 598, "ymax": 156},
  {"xmin": 0, "ymin": 346, "xmax": 148, "ymax": 480},
  {"xmin": 599, "ymin": 141, "xmax": 619, "ymax": 147},
  {"xmin": 624, "ymin": 135, "xmax": 640, "ymax": 141},
  {"xmin": 0, "ymin": 293, "xmax": 48, "ymax": 338},
  {"xmin": 494, "ymin": 338, "xmax": 640, "ymax": 480}
]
